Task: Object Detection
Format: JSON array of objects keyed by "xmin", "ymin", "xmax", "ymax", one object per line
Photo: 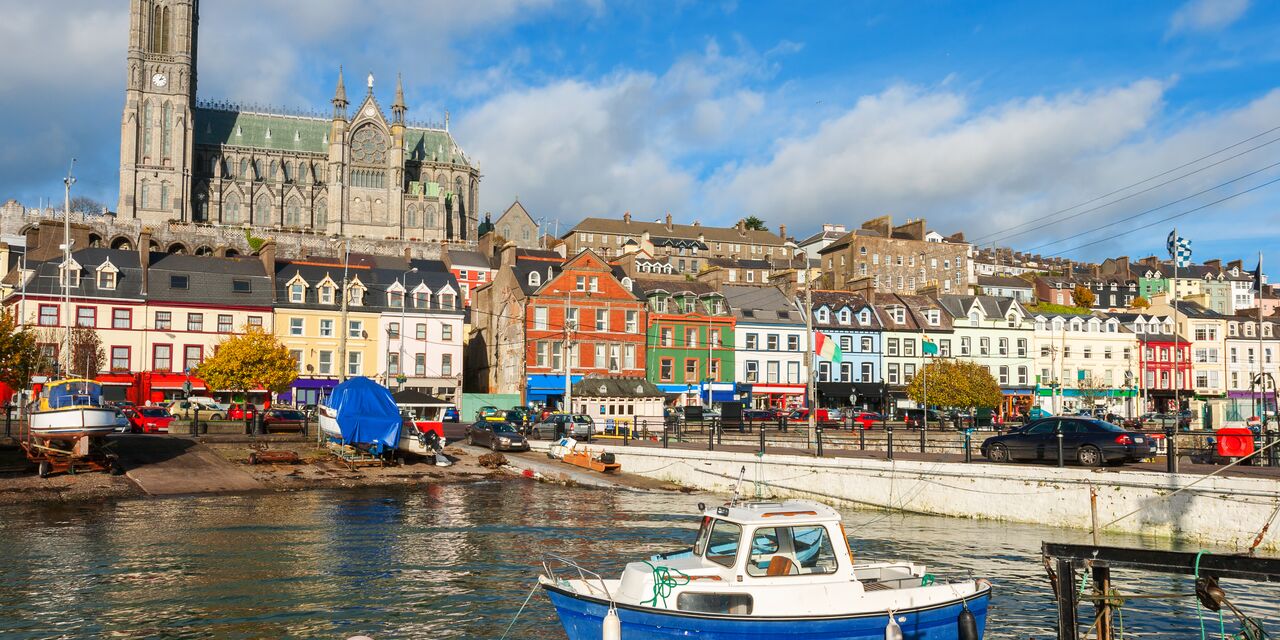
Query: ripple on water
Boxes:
[{"xmin": 0, "ymin": 483, "xmax": 1276, "ymax": 639}]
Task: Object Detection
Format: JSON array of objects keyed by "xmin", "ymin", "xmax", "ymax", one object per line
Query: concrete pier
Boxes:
[{"xmin": 530, "ymin": 440, "xmax": 1280, "ymax": 551}]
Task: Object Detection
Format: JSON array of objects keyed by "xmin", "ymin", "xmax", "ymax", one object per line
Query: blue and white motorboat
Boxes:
[{"xmin": 540, "ymin": 499, "xmax": 992, "ymax": 639}]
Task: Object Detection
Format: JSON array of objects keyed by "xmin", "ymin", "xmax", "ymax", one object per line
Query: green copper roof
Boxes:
[{"xmin": 195, "ymin": 107, "xmax": 331, "ymax": 154}]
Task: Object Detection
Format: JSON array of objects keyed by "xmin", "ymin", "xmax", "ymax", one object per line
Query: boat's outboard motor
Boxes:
[
  {"xmin": 957, "ymin": 602, "xmax": 978, "ymax": 640},
  {"xmin": 421, "ymin": 430, "xmax": 452, "ymax": 467}
]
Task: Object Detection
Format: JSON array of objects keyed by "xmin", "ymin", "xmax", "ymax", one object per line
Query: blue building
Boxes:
[{"xmin": 811, "ymin": 291, "xmax": 884, "ymax": 411}]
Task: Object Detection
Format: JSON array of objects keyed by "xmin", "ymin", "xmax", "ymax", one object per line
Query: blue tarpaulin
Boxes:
[{"xmin": 326, "ymin": 377, "xmax": 402, "ymax": 450}]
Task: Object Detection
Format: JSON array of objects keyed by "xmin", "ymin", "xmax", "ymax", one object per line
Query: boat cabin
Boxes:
[{"xmin": 39, "ymin": 379, "xmax": 105, "ymax": 411}]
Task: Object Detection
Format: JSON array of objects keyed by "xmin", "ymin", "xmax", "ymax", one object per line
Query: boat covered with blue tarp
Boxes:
[{"xmin": 318, "ymin": 377, "xmax": 403, "ymax": 452}]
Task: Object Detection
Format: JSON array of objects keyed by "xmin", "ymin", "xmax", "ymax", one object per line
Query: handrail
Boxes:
[{"xmin": 542, "ymin": 553, "xmax": 616, "ymax": 606}]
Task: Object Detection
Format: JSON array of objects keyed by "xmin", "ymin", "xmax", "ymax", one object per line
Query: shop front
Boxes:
[
  {"xmin": 1000, "ymin": 387, "xmax": 1035, "ymax": 420},
  {"xmin": 749, "ymin": 383, "xmax": 806, "ymax": 410},
  {"xmin": 96, "ymin": 373, "xmax": 135, "ymax": 404},
  {"xmin": 282, "ymin": 378, "xmax": 339, "ymax": 407},
  {"xmin": 815, "ymin": 382, "xmax": 887, "ymax": 412},
  {"xmin": 1035, "ymin": 387, "xmax": 1140, "ymax": 416},
  {"xmin": 525, "ymin": 374, "xmax": 582, "ymax": 408},
  {"xmin": 138, "ymin": 372, "xmax": 209, "ymax": 405}
]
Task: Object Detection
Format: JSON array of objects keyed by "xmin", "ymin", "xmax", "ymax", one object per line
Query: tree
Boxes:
[
  {"xmin": 68, "ymin": 195, "xmax": 109, "ymax": 215},
  {"xmin": 195, "ymin": 327, "xmax": 298, "ymax": 397},
  {"xmin": 1072, "ymin": 284, "xmax": 1096, "ymax": 308},
  {"xmin": 68, "ymin": 325, "xmax": 106, "ymax": 377},
  {"xmin": 0, "ymin": 311, "xmax": 40, "ymax": 390},
  {"xmin": 905, "ymin": 359, "xmax": 1002, "ymax": 411},
  {"xmin": 1131, "ymin": 295, "xmax": 1150, "ymax": 309},
  {"xmin": 743, "ymin": 216, "xmax": 768, "ymax": 231}
]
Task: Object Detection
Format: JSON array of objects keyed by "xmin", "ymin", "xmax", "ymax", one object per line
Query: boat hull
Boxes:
[
  {"xmin": 318, "ymin": 410, "xmax": 341, "ymax": 438},
  {"xmin": 28, "ymin": 407, "xmax": 120, "ymax": 439},
  {"xmin": 544, "ymin": 583, "xmax": 990, "ymax": 640}
]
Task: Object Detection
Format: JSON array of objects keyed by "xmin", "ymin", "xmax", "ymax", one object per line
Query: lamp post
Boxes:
[{"xmin": 397, "ymin": 266, "xmax": 418, "ymax": 390}]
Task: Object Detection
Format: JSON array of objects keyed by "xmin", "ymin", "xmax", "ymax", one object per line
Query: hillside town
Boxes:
[{"xmin": 2, "ymin": 201, "xmax": 1275, "ymax": 430}]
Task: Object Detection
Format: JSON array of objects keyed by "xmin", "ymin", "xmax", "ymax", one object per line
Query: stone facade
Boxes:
[
  {"xmin": 818, "ymin": 216, "xmax": 969, "ymax": 295},
  {"xmin": 117, "ymin": 0, "xmax": 479, "ymax": 243},
  {"xmin": 561, "ymin": 212, "xmax": 794, "ymax": 274}
]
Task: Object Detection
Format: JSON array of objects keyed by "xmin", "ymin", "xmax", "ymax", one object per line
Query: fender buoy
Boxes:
[
  {"xmin": 602, "ymin": 607, "xmax": 621, "ymax": 640},
  {"xmin": 884, "ymin": 616, "xmax": 903, "ymax": 640},
  {"xmin": 958, "ymin": 604, "xmax": 979, "ymax": 640}
]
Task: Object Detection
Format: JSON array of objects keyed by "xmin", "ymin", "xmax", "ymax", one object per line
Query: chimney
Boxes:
[
  {"xmin": 665, "ymin": 212, "xmax": 673, "ymax": 231},
  {"xmin": 500, "ymin": 241, "xmax": 518, "ymax": 268},
  {"xmin": 1205, "ymin": 258, "xmax": 1221, "ymax": 270},
  {"xmin": 778, "ymin": 224, "xmax": 787, "ymax": 240},
  {"xmin": 258, "ymin": 239, "xmax": 277, "ymax": 275},
  {"xmin": 623, "ymin": 211, "xmax": 631, "ymax": 224},
  {"xmin": 404, "ymin": 247, "xmax": 412, "ymax": 261},
  {"xmin": 138, "ymin": 228, "xmax": 152, "ymax": 296},
  {"xmin": 1228, "ymin": 259, "xmax": 1242, "ymax": 271},
  {"xmin": 860, "ymin": 215, "xmax": 892, "ymax": 238},
  {"xmin": 736, "ymin": 219, "xmax": 747, "ymax": 235}
]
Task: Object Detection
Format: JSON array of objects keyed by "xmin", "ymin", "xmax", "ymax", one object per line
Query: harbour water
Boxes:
[{"xmin": 0, "ymin": 480, "xmax": 1277, "ymax": 639}]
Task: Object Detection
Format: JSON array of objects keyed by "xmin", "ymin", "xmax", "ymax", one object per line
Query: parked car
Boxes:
[
  {"xmin": 475, "ymin": 405, "xmax": 503, "ymax": 422},
  {"xmin": 980, "ymin": 417, "xmax": 1157, "ymax": 466},
  {"xmin": 262, "ymin": 408, "xmax": 307, "ymax": 432},
  {"xmin": 901, "ymin": 409, "xmax": 944, "ymax": 428},
  {"xmin": 848, "ymin": 411, "xmax": 884, "ymax": 429},
  {"xmin": 467, "ymin": 420, "xmax": 531, "ymax": 451},
  {"xmin": 110, "ymin": 407, "xmax": 132, "ymax": 432},
  {"xmin": 227, "ymin": 403, "xmax": 258, "ymax": 421},
  {"xmin": 742, "ymin": 409, "xmax": 778, "ymax": 422},
  {"xmin": 165, "ymin": 398, "xmax": 226, "ymax": 421},
  {"xmin": 122, "ymin": 406, "xmax": 175, "ymax": 433},
  {"xmin": 529, "ymin": 413, "xmax": 596, "ymax": 440},
  {"xmin": 443, "ymin": 407, "xmax": 460, "ymax": 423},
  {"xmin": 501, "ymin": 409, "xmax": 531, "ymax": 431},
  {"xmin": 788, "ymin": 408, "xmax": 844, "ymax": 423},
  {"xmin": 300, "ymin": 403, "xmax": 319, "ymax": 419}
]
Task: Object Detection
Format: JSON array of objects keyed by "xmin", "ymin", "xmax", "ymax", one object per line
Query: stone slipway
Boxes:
[
  {"xmin": 117, "ymin": 436, "xmax": 264, "ymax": 496},
  {"xmin": 464, "ymin": 444, "xmax": 684, "ymax": 492},
  {"xmin": 529, "ymin": 441, "xmax": 1280, "ymax": 551}
]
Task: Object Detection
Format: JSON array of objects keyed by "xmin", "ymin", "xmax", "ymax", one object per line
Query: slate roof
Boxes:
[
  {"xmin": 633, "ymin": 278, "xmax": 720, "ymax": 297},
  {"xmin": 446, "ymin": 248, "xmax": 493, "ymax": 270},
  {"xmin": 148, "ymin": 254, "xmax": 273, "ymax": 307},
  {"xmin": 1175, "ymin": 301, "xmax": 1226, "ymax": 319},
  {"xmin": 977, "ymin": 274, "xmax": 1034, "ymax": 289},
  {"xmin": 275, "ymin": 260, "xmax": 461, "ymax": 314},
  {"xmin": 810, "ymin": 291, "xmax": 882, "ymax": 330},
  {"xmin": 796, "ymin": 227, "xmax": 848, "ymax": 247},
  {"xmin": 707, "ymin": 257, "xmax": 772, "ymax": 270},
  {"xmin": 567, "ymin": 217, "xmax": 788, "ymax": 246},
  {"xmin": 16, "ymin": 248, "xmax": 146, "ymax": 301},
  {"xmin": 722, "ymin": 286, "xmax": 800, "ymax": 325},
  {"xmin": 873, "ymin": 293, "xmax": 952, "ymax": 332},
  {"xmin": 571, "ymin": 376, "xmax": 664, "ymax": 398},
  {"xmin": 512, "ymin": 259, "xmax": 562, "ymax": 296},
  {"xmin": 937, "ymin": 295, "xmax": 1025, "ymax": 321}
]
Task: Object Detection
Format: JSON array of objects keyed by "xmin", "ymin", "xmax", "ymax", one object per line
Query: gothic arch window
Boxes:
[
  {"xmin": 406, "ymin": 204, "xmax": 419, "ymax": 228},
  {"xmin": 253, "ymin": 193, "xmax": 271, "ymax": 225},
  {"xmin": 139, "ymin": 180, "xmax": 151, "ymax": 209},
  {"xmin": 297, "ymin": 162, "xmax": 307, "ymax": 184},
  {"xmin": 224, "ymin": 192, "xmax": 242, "ymax": 224},
  {"xmin": 350, "ymin": 126, "xmax": 388, "ymax": 164},
  {"xmin": 210, "ymin": 156, "xmax": 221, "ymax": 177},
  {"xmin": 253, "ymin": 159, "xmax": 264, "ymax": 181},
  {"xmin": 314, "ymin": 198, "xmax": 328, "ymax": 227},
  {"xmin": 162, "ymin": 102, "xmax": 173, "ymax": 160},
  {"xmin": 142, "ymin": 101, "xmax": 153, "ymax": 160},
  {"xmin": 148, "ymin": 2, "xmax": 171, "ymax": 54},
  {"xmin": 454, "ymin": 176, "xmax": 465, "ymax": 208},
  {"xmin": 270, "ymin": 160, "xmax": 279, "ymax": 181},
  {"xmin": 282, "ymin": 161, "xmax": 292, "ymax": 183},
  {"xmin": 285, "ymin": 198, "xmax": 302, "ymax": 227},
  {"xmin": 425, "ymin": 204, "xmax": 437, "ymax": 228},
  {"xmin": 239, "ymin": 158, "xmax": 249, "ymax": 180}
]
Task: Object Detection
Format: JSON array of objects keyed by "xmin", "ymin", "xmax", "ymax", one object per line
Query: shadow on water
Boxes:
[{"xmin": 0, "ymin": 480, "xmax": 1276, "ymax": 639}]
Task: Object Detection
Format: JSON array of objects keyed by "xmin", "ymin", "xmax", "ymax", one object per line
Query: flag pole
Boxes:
[
  {"xmin": 1172, "ymin": 229, "xmax": 1180, "ymax": 417},
  {"xmin": 804, "ymin": 283, "xmax": 816, "ymax": 448},
  {"xmin": 1258, "ymin": 251, "xmax": 1265, "ymax": 426}
]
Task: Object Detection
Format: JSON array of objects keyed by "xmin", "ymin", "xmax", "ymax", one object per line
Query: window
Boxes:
[
  {"xmin": 625, "ymin": 311, "xmax": 638, "ymax": 333},
  {"xmin": 217, "ymin": 314, "xmax": 233, "ymax": 333},
  {"xmin": 746, "ymin": 525, "xmax": 837, "ymax": 577},
  {"xmin": 745, "ymin": 360, "xmax": 759, "ymax": 382},
  {"xmin": 960, "ymin": 337, "xmax": 970, "ymax": 356},
  {"xmin": 187, "ymin": 313, "xmax": 203, "ymax": 332},
  {"xmin": 155, "ymin": 311, "xmax": 171, "ymax": 330},
  {"xmin": 536, "ymin": 342, "xmax": 548, "ymax": 368},
  {"xmin": 319, "ymin": 319, "xmax": 333, "ymax": 337},
  {"xmin": 887, "ymin": 338, "xmax": 899, "ymax": 356},
  {"xmin": 904, "ymin": 363, "xmax": 916, "ymax": 383},
  {"xmin": 575, "ymin": 275, "xmax": 586, "ymax": 291},
  {"xmin": 660, "ymin": 357, "xmax": 675, "ymax": 381},
  {"xmin": 745, "ymin": 334, "xmax": 758, "ymax": 350},
  {"xmin": 349, "ymin": 286, "xmax": 365, "ymax": 306},
  {"xmin": 861, "ymin": 336, "xmax": 873, "ymax": 352},
  {"xmin": 320, "ymin": 286, "xmax": 334, "ymax": 305},
  {"xmin": 184, "ymin": 346, "xmax": 202, "ymax": 371},
  {"xmin": 998, "ymin": 366, "xmax": 1009, "ymax": 385},
  {"xmin": 98, "ymin": 270, "xmax": 116, "ymax": 290},
  {"xmin": 389, "ymin": 291, "xmax": 405, "ymax": 308},
  {"xmin": 998, "ymin": 338, "xmax": 1008, "ymax": 356},
  {"xmin": 153, "ymin": 345, "xmax": 172, "ymax": 371},
  {"xmin": 318, "ymin": 351, "xmax": 333, "ymax": 375},
  {"xmin": 597, "ymin": 309, "xmax": 608, "ymax": 331},
  {"xmin": 903, "ymin": 340, "xmax": 915, "ymax": 357},
  {"xmin": 289, "ymin": 318, "xmax": 304, "ymax": 336},
  {"xmin": 625, "ymin": 344, "xmax": 636, "ymax": 369},
  {"xmin": 534, "ymin": 307, "xmax": 548, "ymax": 330},
  {"xmin": 387, "ymin": 353, "xmax": 400, "ymax": 376},
  {"xmin": 388, "ymin": 322, "xmax": 400, "ymax": 338},
  {"xmin": 349, "ymin": 320, "xmax": 363, "ymax": 339},
  {"xmin": 442, "ymin": 324, "xmax": 453, "ymax": 342},
  {"xmin": 247, "ymin": 316, "xmax": 263, "ymax": 330},
  {"xmin": 1017, "ymin": 338, "xmax": 1027, "ymax": 357},
  {"xmin": 171, "ymin": 275, "xmax": 188, "ymax": 289},
  {"xmin": 661, "ymin": 327, "xmax": 674, "ymax": 347},
  {"xmin": 232, "ymin": 279, "xmax": 251, "ymax": 293},
  {"xmin": 767, "ymin": 334, "xmax": 780, "ymax": 351},
  {"xmin": 111, "ymin": 346, "xmax": 130, "ymax": 371},
  {"xmin": 76, "ymin": 307, "xmax": 96, "ymax": 327},
  {"xmin": 979, "ymin": 337, "xmax": 990, "ymax": 356},
  {"xmin": 415, "ymin": 354, "xmax": 426, "ymax": 377},
  {"xmin": 685, "ymin": 359, "xmax": 699, "ymax": 382},
  {"xmin": 290, "ymin": 350, "xmax": 304, "ymax": 373},
  {"xmin": 347, "ymin": 352, "xmax": 362, "ymax": 376},
  {"xmin": 840, "ymin": 336, "xmax": 853, "ymax": 353},
  {"xmin": 818, "ymin": 361, "xmax": 831, "ymax": 382},
  {"xmin": 550, "ymin": 343, "xmax": 563, "ymax": 371},
  {"xmin": 686, "ymin": 328, "xmax": 698, "ymax": 348},
  {"xmin": 113, "ymin": 308, "xmax": 132, "ymax": 330},
  {"xmin": 787, "ymin": 335, "xmax": 800, "ymax": 351},
  {"xmin": 940, "ymin": 339, "xmax": 952, "ymax": 357},
  {"xmin": 888, "ymin": 363, "xmax": 900, "ymax": 385}
]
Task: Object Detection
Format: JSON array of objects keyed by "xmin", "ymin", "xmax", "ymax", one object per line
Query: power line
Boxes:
[
  {"xmin": 1026, "ymin": 159, "xmax": 1280, "ymax": 253},
  {"xmin": 970, "ymin": 124, "xmax": 1280, "ymax": 245}
]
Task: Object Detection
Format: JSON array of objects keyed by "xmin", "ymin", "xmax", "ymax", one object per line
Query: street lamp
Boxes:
[{"xmin": 397, "ymin": 267, "xmax": 418, "ymax": 390}]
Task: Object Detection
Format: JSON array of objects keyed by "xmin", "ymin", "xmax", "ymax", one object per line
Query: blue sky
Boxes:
[{"xmin": 2, "ymin": 0, "xmax": 1278, "ymax": 265}]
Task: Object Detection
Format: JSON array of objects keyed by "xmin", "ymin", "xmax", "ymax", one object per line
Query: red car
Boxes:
[
  {"xmin": 848, "ymin": 411, "xmax": 884, "ymax": 429},
  {"xmin": 123, "ymin": 406, "xmax": 175, "ymax": 433},
  {"xmin": 228, "ymin": 403, "xmax": 259, "ymax": 420},
  {"xmin": 261, "ymin": 408, "xmax": 307, "ymax": 432}
]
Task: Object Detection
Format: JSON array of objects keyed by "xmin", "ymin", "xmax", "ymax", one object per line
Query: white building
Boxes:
[
  {"xmin": 1032, "ymin": 312, "xmax": 1139, "ymax": 416},
  {"xmin": 724, "ymin": 285, "xmax": 808, "ymax": 410}
]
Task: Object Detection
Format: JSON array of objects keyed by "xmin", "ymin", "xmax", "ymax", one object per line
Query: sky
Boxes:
[{"xmin": 1, "ymin": 0, "xmax": 1279, "ymax": 265}]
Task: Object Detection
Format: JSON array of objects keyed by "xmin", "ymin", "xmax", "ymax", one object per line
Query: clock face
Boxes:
[{"xmin": 152, "ymin": 73, "xmax": 168, "ymax": 88}]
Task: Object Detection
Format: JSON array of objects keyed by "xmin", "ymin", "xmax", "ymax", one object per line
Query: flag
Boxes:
[
  {"xmin": 1166, "ymin": 229, "xmax": 1191, "ymax": 268},
  {"xmin": 1253, "ymin": 253, "xmax": 1264, "ymax": 293},
  {"xmin": 922, "ymin": 336, "xmax": 939, "ymax": 356},
  {"xmin": 814, "ymin": 331, "xmax": 842, "ymax": 363}
]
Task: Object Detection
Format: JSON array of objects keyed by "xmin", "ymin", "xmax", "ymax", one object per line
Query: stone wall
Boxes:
[{"xmin": 0, "ymin": 200, "xmax": 471, "ymax": 260}]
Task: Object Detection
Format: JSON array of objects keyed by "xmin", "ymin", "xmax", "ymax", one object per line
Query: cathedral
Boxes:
[{"xmin": 117, "ymin": 0, "xmax": 480, "ymax": 242}]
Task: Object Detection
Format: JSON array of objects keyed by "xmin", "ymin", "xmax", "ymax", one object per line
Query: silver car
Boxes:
[{"xmin": 529, "ymin": 414, "xmax": 595, "ymax": 440}]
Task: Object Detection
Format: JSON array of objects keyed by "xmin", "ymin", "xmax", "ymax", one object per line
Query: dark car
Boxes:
[
  {"xmin": 901, "ymin": 409, "xmax": 943, "ymax": 428},
  {"xmin": 529, "ymin": 413, "xmax": 595, "ymax": 440},
  {"xmin": 981, "ymin": 417, "xmax": 1157, "ymax": 466},
  {"xmin": 742, "ymin": 409, "xmax": 778, "ymax": 422},
  {"xmin": 467, "ymin": 421, "xmax": 530, "ymax": 451},
  {"xmin": 262, "ymin": 408, "xmax": 307, "ymax": 432}
]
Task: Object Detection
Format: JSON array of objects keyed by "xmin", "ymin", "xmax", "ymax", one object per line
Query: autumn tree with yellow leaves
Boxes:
[
  {"xmin": 195, "ymin": 326, "xmax": 298, "ymax": 398},
  {"xmin": 905, "ymin": 359, "xmax": 1002, "ymax": 411},
  {"xmin": 0, "ymin": 310, "xmax": 40, "ymax": 390}
]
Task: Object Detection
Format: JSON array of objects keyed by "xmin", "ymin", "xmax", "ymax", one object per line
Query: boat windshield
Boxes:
[
  {"xmin": 703, "ymin": 520, "xmax": 742, "ymax": 568},
  {"xmin": 45, "ymin": 381, "xmax": 103, "ymax": 409}
]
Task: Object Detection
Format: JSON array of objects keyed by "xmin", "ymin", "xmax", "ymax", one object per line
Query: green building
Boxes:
[{"xmin": 635, "ymin": 280, "xmax": 736, "ymax": 405}]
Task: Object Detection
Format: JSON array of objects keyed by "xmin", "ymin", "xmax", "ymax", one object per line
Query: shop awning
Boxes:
[
  {"xmin": 751, "ymin": 384, "xmax": 805, "ymax": 395},
  {"xmin": 149, "ymin": 373, "xmax": 208, "ymax": 390},
  {"xmin": 96, "ymin": 373, "xmax": 134, "ymax": 387}
]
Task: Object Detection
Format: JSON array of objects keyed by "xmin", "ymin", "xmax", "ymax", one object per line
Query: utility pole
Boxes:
[
  {"xmin": 1257, "ymin": 251, "xmax": 1265, "ymax": 426},
  {"xmin": 61, "ymin": 159, "xmax": 76, "ymax": 377},
  {"xmin": 563, "ymin": 285, "xmax": 573, "ymax": 413},
  {"xmin": 804, "ymin": 282, "xmax": 816, "ymax": 446},
  {"xmin": 337, "ymin": 238, "xmax": 351, "ymax": 382},
  {"xmin": 398, "ymin": 267, "xmax": 417, "ymax": 390}
]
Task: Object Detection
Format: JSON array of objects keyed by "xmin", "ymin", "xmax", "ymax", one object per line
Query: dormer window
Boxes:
[
  {"xmin": 319, "ymin": 285, "xmax": 334, "ymax": 305},
  {"xmin": 289, "ymin": 283, "xmax": 305, "ymax": 303},
  {"xmin": 98, "ymin": 270, "xmax": 116, "ymax": 290},
  {"xmin": 528, "ymin": 271, "xmax": 542, "ymax": 287},
  {"xmin": 816, "ymin": 308, "xmax": 830, "ymax": 323},
  {"xmin": 348, "ymin": 285, "xmax": 364, "ymax": 306},
  {"xmin": 390, "ymin": 291, "xmax": 405, "ymax": 308},
  {"xmin": 438, "ymin": 292, "xmax": 456, "ymax": 310},
  {"xmin": 927, "ymin": 310, "xmax": 940, "ymax": 326},
  {"xmin": 413, "ymin": 290, "xmax": 430, "ymax": 308},
  {"xmin": 859, "ymin": 310, "xmax": 871, "ymax": 324},
  {"xmin": 892, "ymin": 307, "xmax": 906, "ymax": 324},
  {"xmin": 969, "ymin": 310, "xmax": 981, "ymax": 323},
  {"xmin": 838, "ymin": 308, "xmax": 851, "ymax": 325}
]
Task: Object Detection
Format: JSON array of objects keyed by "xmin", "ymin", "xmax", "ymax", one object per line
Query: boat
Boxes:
[
  {"xmin": 392, "ymin": 388, "xmax": 453, "ymax": 465},
  {"xmin": 318, "ymin": 377, "xmax": 402, "ymax": 455},
  {"xmin": 540, "ymin": 498, "xmax": 991, "ymax": 640},
  {"xmin": 28, "ymin": 378, "xmax": 120, "ymax": 440}
]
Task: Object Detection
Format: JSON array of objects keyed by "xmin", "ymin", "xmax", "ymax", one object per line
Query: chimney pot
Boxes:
[
  {"xmin": 778, "ymin": 224, "xmax": 787, "ymax": 240},
  {"xmin": 623, "ymin": 211, "xmax": 631, "ymax": 224}
]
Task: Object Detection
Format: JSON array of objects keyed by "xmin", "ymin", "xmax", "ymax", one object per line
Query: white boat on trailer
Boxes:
[
  {"xmin": 541, "ymin": 496, "xmax": 991, "ymax": 639},
  {"xmin": 28, "ymin": 379, "xmax": 120, "ymax": 440}
]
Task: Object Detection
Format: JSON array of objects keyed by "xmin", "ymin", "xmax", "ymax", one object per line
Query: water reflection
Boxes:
[{"xmin": 0, "ymin": 480, "xmax": 1277, "ymax": 638}]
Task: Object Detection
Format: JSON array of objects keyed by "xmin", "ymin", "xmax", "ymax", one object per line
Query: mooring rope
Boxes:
[
  {"xmin": 498, "ymin": 581, "xmax": 541, "ymax": 640},
  {"xmin": 640, "ymin": 561, "xmax": 690, "ymax": 608}
]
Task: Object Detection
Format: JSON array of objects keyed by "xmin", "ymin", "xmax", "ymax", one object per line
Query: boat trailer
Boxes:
[{"xmin": 21, "ymin": 434, "xmax": 122, "ymax": 478}]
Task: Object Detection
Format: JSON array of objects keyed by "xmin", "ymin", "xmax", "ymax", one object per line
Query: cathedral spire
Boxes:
[
  {"xmin": 392, "ymin": 72, "xmax": 406, "ymax": 125},
  {"xmin": 332, "ymin": 66, "xmax": 348, "ymax": 118}
]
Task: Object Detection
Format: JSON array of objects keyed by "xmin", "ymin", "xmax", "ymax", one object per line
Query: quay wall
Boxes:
[{"xmin": 532, "ymin": 442, "xmax": 1280, "ymax": 551}]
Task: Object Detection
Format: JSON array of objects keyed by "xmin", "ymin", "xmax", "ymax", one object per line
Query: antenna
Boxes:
[{"xmin": 730, "ymin": 465, "xmax": 746, "ymax": 506}]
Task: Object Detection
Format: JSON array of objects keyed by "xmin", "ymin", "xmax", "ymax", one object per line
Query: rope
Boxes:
[
  {"xmin": 1194, "ymin": 550, "xmax": 1230, "ymax": 640},
  {"xmin": 498, "ymin": 581, "xmax": 541, "ymax": 640},
  {"xmin": 640, "ymin": 561, "xmax": 690, "ymax": 608}
]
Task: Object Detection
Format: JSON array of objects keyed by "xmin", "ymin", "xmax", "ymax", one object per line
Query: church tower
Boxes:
[{"xmin": 118, "ymin": 0, "xmax": 198, "ymax": 223}]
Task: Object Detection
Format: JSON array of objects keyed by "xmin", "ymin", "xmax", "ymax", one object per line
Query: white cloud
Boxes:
[{"xmin": 1168, "ymin": 0, "xmax": 1250, "ymax": 35}]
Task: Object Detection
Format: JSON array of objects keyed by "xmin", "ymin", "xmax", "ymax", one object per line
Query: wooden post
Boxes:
[
  {"xmin": 1056, "ymin": 558, "xmax": 1079, "ymax": 640},
  {"xmin": 1090, "ymin": 487, "xmax": 1112, "ymax": 640}
]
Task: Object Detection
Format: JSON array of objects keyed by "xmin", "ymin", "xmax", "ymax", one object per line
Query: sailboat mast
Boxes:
[{"xmin": 62, "ymin": 159, "xmax": 76, "ymax": 377}]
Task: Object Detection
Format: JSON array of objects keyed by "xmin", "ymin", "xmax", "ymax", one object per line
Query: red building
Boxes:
[
  {"xmin": 445, "ymin": 248, "xmax": 495, "ymax": 309},
  {"xmin": 1137, "ymin": 333, "xmax": 1192, "ymax": 412}
]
